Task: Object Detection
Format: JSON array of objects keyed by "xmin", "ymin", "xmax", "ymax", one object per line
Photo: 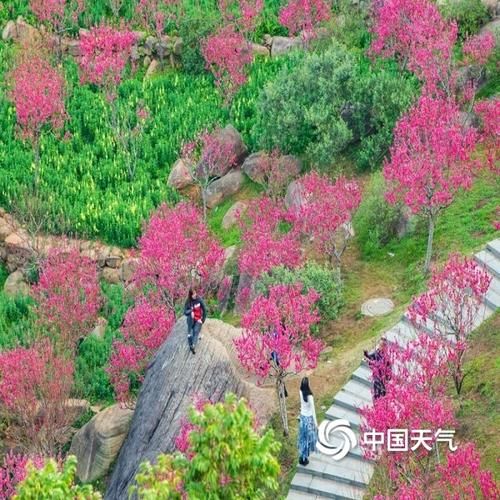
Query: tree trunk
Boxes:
[
  {"xmin": 277, "ymin": 377, "xmax": 288, "ymax": 436},
  {"xmin": 424, "ymin": 214, "xmax": 435, "ymax": 274},
  {"xmin": 33, "ymin": 135, "xmax": 41, "ymax": 192}
]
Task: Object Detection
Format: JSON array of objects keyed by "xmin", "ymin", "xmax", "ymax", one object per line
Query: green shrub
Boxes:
[
  {"xmin": 440, "ymin": 0, "xmax": 490, "ymax": 41},
  {"xmin": 252, "ymin": 42, "xmax": 418, "ymax": 170},
  {"xmin": 0, "ymin": 292, "xmax": 36, "ymax": 349},
  {"xmin": 256, "ymin": 262, "xmax": 344, "ymax": 321},
  {"xmin": 353, "ymin": 172, "xmax": 404, "ymax": 258}
]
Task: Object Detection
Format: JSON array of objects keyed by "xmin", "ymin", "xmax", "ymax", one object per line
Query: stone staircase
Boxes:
[{"xmin": 287, "ymin": 239, "xmax": 500, "ymax": 500}]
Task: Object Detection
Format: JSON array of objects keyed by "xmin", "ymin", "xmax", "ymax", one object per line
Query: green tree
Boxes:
[
  {"xmin": 132, "ymin": 394, "xmax": 281, "ymax": 500},
  {"xmin": 15, "ymin": 456, "xmax": 100, "ymax": 500},
  {"xmin": 253, "ymin": 42, "xmax": 417, "ymax": 170}
]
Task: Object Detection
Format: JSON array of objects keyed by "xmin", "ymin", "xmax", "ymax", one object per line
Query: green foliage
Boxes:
[
  {"xmin": 15, "ymin": 455, "xmax": 101, "ymax": 499},
  {"xmin": 0, "ymin": 290, "xmax": 36, "ymax": 349},
  {"xmin": 132, "ymin": 394, "xmax": 281, "ymax": 500},
  {"xmin": 253, "ymin": 42, "xmax": 418, "ymax": 170},
  {"xmin": 353, "ymin": 172, "xmax": 405, "ymax": 257},
  {"xmin": 440, "ymin": 0, "xmax": 490, "ymax": 41},
  {"xmin": 256, "ymin": 262, "xmax": 344, "ymax": 321},
  {"xmin": 74, "ymin": 283, "xmax": 132, "ymax": 403}
]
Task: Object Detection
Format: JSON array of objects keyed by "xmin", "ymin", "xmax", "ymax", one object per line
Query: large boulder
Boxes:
[
  {"xmin": 199, "ymin": 125, "xmax": 248, "ymax": 175},
  {"xmin": 222, "ymin": 201, "xmax": 248, "ymax": 230},
  {"xmin": 481, "ymin": 0, "xmax": 500, "ymax": 16},
  {"xmin": 270, "ymin": 36, "xmax": 302, "ymax": 57},
  {"xmin": 167, "ymin": 158, "xmax": 194, "ymax": 190},
  {"xmin": 3, "ymin": 270, "xmax": 30, "ymax": 296},
  {"xmin": 242, "ymin": 152, "xmax": 302, "ymax": 185},
  {"xmin": 480, "ymin": 17, "xmax": 500, "ymax": 45},
  {"xmin": 252, "ymin": 43, "xmax": 269, "ymax": 57},
  {"xmin": 205, "ymin": 170, "xmax": 245, "ymax": 209},
  {"xmin": 105, "ymin": 318, "xmax": 274, "ymax": 499},
  {"xmin": 69, "ymin": 404, "xmax": 134, "ymax": 483}
]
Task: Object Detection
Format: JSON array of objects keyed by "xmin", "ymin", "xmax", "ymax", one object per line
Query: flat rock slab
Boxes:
[{"xmin": 361, "ymin": 298, "xmax": 394, "ymax": 317}]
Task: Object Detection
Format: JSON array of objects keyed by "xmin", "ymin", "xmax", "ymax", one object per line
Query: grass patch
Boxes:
[{"xmin": 456, "ymin": 312, "xmax": 499, "ymax": 478}]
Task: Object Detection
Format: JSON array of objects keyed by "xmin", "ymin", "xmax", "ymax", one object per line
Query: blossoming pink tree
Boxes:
[
  {"xmin": 474, "ymin": 98, "xmax": 500, "ymax": 172},
  {"xmin": 292, "ymin": 172, "xmax": 361, "ymax": 266},
  {"xmin": 383, "ymin": 96, "xmax": 480, "ymax": 273},
  {"xmin": 201, "ymin": 25, "xmax": 253, "ymax": 103},
  {"xmin": 182, "ymin": 127, "xmax": 239, "ymax": 219},
  {"xmin": 135, "ymin": 0, "xmax": 178, "ymax": 40},
  {"xmin": 79, "ymin": 24, "xmax": 137, "ymax": 103},
  {"xmin": 0, "ymin": 452, "xmax": 46, "ymax": 499},
  {"xmin": 278, "ymin": 0, "xmax": 330, "ymax": 41},
  {"xmin": 29, "ymin": 0, "xmax": 85, "ymax": 59},
  {"xmin": 370, "ymin": 0, "xmax": 457, "ymax": 96},
  {"xmin": 108, "ymin": 293, "xmax": 175, "ymax": 403},
  {"xmin": 8, "ymin": 55, "xmax": 67, "ymax": 187},
  {"xmin": 33, "ymin": 247, "xmax": 101, "ymax": 352},
  {"xmin": 0, "ymin": 341, "xmax": 74, "ymax": 455},
  {"xmin": 407, "ymin": 254, "xmax": 491, "ymax": 394},
  {"xmin": 235, "ymin": 284, "xmax": 323, "ymax": 434},
  {"xmin": 133, "ymin": 202, "xmax": 224, "ymax": 310}
]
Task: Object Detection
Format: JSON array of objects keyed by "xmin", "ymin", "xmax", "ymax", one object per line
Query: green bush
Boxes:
[
  {"xmin": 252, "ymin": 42, "xmax": 418, "ymax": 170},
  {"xmin": 440, "ymin": 0, "xmax": 490, "ymax": 41},
  {"xmin": 0, "ymin": 291, "xmax": 36, "ymax": 349},
  {"xmin": 256, "ymin": 262, "xmax": 344, "ymax": 321},
  {"xmin": 353, "ymin": 172, "xmax": 406, "ymax": 258}
]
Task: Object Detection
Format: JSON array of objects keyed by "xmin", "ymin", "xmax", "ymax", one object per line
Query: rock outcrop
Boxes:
[
  {"xmin": 105, "ymin": 318, "xmax": 274, "ymax": 499},
  {"xmin": 70, "ymin": 404, "xmax": 134, "ymax": 483},
  {"xmin": 205, "ymin": 170, "xmax": 245, "ymax": 209},
  {"xmin": 221, "ymin": 201, "xmax": 248, "ymax": 229}
]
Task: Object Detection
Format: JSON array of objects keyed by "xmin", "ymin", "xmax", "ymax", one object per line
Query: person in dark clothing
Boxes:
[
  {"xmin": 184, "ymin": 289, "xmax": 207, "ymax": 354},
  {"xmin": 364, "ymin": 337, "xmax": 391, "ymax": 400}
]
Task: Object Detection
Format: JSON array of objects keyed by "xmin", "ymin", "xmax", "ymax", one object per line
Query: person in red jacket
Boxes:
[{"xmin": 184, "ymin": 289, "xmax": 207, "ymax": 354}]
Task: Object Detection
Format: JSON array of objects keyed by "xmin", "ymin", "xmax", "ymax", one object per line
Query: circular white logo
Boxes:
[{"xmin": 317, "ymin": 419, "xmax": 357, "ymax": 460}]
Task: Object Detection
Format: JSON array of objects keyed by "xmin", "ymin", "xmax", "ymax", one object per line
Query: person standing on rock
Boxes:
[
  {"xmin": 184, "ymin": 288, "xmax": 207, "ymax": 355},
  {"xmin": 364, "ymin": 337, "xmax": 391, "ymax": 400},
  {"xmin": 298, "ymin": 377, "xmax": 318, "ymax": 466}
]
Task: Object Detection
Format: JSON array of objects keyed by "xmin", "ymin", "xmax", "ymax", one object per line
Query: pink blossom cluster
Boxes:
[
  {"xmin": 134, "ymin": 202, "xmax": 225, "ymax": 308},
  {"xmin": 235, "ymin": 283, "xmax": 323, "ymax": 380},
  {"xmin": 33, "ymin": 247, "xmax": 101, "ymax": 350},
  {"xmin": 293, "ymin": 172, "xmax": 361, "ymax": 264},
  {"xmin": 135, "ymin": 0, "xmax": 179, "ymax": 39},
  {"xmin": 29, "ymin": 0, "xmax": 84, "ymax": 33},
  {"xmin": 463, "ymin": 31, "xmax": 496, "ymax": 66},
  {"xmin": 218, "ymin": 0, "xmax": 264, "ymax": 33},
  {"xmin": 201, "ymin": 25, "xmax": 253, "ymax": 101},
  {"xmin": 0, "ymin": 452, "xmax": 45, "ymax": 499},
  {"xmin": 370, "ymin": 0, "xmax": 457, "ymax": 96},
  {"xmin": 474, "ymin": 98, "xmax": 500, "ymax": 172},
  {"xmin": 0, "ymin": 341, "xmax": 74, "ymax": 454},
  {"xmin": 278, "ymin": 0, "xmax": 330, "ymax": 40},
  {"xmin": 79, "ymin": 24, "xmax": 137, "ymax": 101},
  {"xmin": 9, "ymin": 55, "xmax": 67, "ymax": 143},
  {"xmin": 238, "ymin": 197, "xmax": 302, "ymax": 279},
  {"xmin": 384, "ymin": 96, "xmax": 479, "ymax": 216}
]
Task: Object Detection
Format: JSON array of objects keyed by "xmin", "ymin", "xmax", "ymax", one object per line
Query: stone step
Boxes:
[
  {"xmin": 325, "ymin": 405, "xmax": 362, "ymax": 430},
  {"xmin": 486, "ymin": 239, "xmax": 500, "ymax": 260},
  {"xmin": 341, "ymin": 379, "xmax": 373, "ymax": 402},
  {"xmin": 484, "ymin": 287, "xmax": 500, "ymax": 311},
  {"xmin": 475, "ymin": 249, "xmax": 500, "ymax": 279},
  {"xmin": 383, "ymin": 321, "xmax": 417, "ymax": 347},
  {"xmin": 287, "ymin": 488, "xmax": 331, "ymax": 500},
  {"xmin": 289, "ymin": 472, "xmax": 366, "ymax": 500},
  {"xmin": 334, "ymin": 390, "xmax": 370, "ymax": 414},
  {"xmin": 351, "ymin": 365, "xmax": 372, "ymax": 388},
  {"xmin": 301, "ymin": 453, "xmax": 374, "ymax": 486}
]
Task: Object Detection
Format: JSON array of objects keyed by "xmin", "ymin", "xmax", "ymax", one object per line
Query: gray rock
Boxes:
[
  {"xmin": 204, "ymin": 170, "xmax": 245, "ymax": 209},
  {"xmin": 105, "ymin": 318, "xmax": 274, "ymax": 499},
  {"xmin": 173, "ymin": 37, "xmax": 183, "ymax": 56},
  {"xmin": 70, "ymin": 404, "xmax": 134, "ymax": 483},
  {"xmin": 120, "ymin": 257, "xmax": 139, "ymax": 283},
  {"xmin": 145, "ymin": 59, "xmax": 159, "ymax": 79},
  {"xmin": 144, "ymin": 35, "xmax": 156, "ymax": 53},
  {"xmin": 102, "ymin": 267, "xmax": 120, "ymax": 284},
  {"xmin": 252, "ymin": 43, "xmax": 269, "ymax": 57},
  {"xmin": 222, "ymin": 201, "xmax": 248, "ymax": 229},
  {"xmin": 270, "ymin": 36, "xmax": 302, "ymax": 57},
  {"xmin": 480, "ymin": 17, "xmax": 500, "ymax": 45},
  {"xmin": 3, "ymin": 270, "xmax": 30, "ymax": 296},
  {"xmin": 90, "ymin": 318, "xmax": 108, "ymax": 339},
  {"xmin": 480, "ymin": 0, "xmax": 500, "ymax": 16},
  {"xmin": 284, "ymin": 179, "xmax": 306, "ymax": 211},
  {"xmin": 2, "ymin": 20, "xmax": 16, "ymax": 41},
  {"xmin": 241, "ymin": 152, "xmax": 267, "ymax": 183},
  {"xmin": 167, "ymin": 158, "xmax": 194, "ymax": 190},
  {"xmin": 361, "ymin": 297, "xmax": 395, "ymax": 317}
]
